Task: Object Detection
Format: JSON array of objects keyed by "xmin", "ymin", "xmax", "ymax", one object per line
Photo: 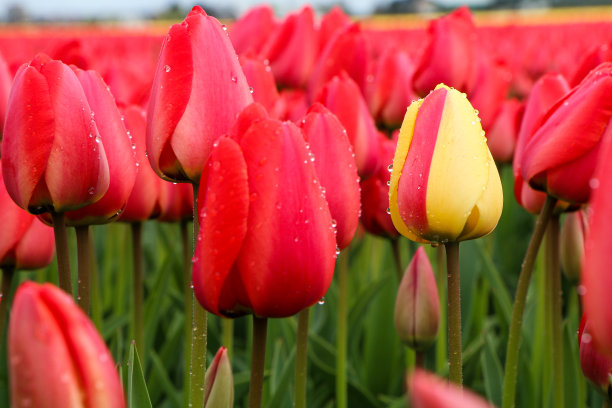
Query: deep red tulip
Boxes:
[
  {"xmin": 2, "ymin": 53, "xmax": 110, "ymax": 215},
  {"xmin": 0, "ymin": 51, "xmax": 12, "ymax": 139},
  {"xmin": 486, "ymin": 98, "xmax": 523, "ymax": 164},
  {"xmin": 239, "ymin": 54, "xmax": 280, "ymax": 116},
  {"xmin": 9, "ymin": 281, "xmax": 125, "ymax": 408},
  {"xmin": 193, "ymin": 111, "xmax": 336, "ymax": 318},
  {"xmin": 318, "ymin": 6, "xmax": 352, "ymax": 51},
  {"xmin": 521, "ymin": 63, "xmax": 612, "ymax": 204},
  {"xmin": 308, "ymin": 22, "xmax": 368, "ymax": 99},
  {"xmin": 366, "ymin": 47, "xmax": 418, "ymax": 128},
  {"xmin": 299, "ymin": 103, "xmax": 360, "ymax": 250},
  {"xmin": 59, "ymin": 67, "xmax": 137, "ymax": 225},
  {"xmin": 158, "ymin": 181, "xmax": 193, "ymax": 223},
  {"xmin": 360, "ymin": 132, "xmax": 399, "ymax": 238},
  {"xmin": 578, "ymin": 316, "xmax": 612, "ymax": 394},
  {"xmin": 315, "ymin": 73, "xmax": 379, "ymax": 179},
  {"xmin": 260, "ymin": 6, "xmax": 318, "ymax": 88},
  {"xmin": 513, "ymin": 72, "xmax": 570, "ymax": 214},
  {"xmin": 409, "ymin": 370, "xmax": 494, "ymax": 408},
  {"xmin": 413, "ymin": 7, "xmax": 477, "ymax": 95},
  {"xmin": 468, "ymin": 55, "xmax": 512, "ymax": 132},
  {"xmin": 147, "ymin": 6, "xmax": 253, "ymax": 183},
  {"xmin": 229, "ymin": 5, "xmax": 278, "ymax": 56},
  {"xmin": 118, "ymin": 106, "xmax": 162, "ymax": 222}
]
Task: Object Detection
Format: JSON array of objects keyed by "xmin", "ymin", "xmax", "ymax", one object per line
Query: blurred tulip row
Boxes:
[{"xmin": 1, "ymin": 4, "xmax": 612, "ymax": 408}]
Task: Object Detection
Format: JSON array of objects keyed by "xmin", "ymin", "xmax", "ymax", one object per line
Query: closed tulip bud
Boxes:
[
  {"xmin": 486, "ymin": 98, "xmax": 523, "ymax": 164},
  {"xmin": 13, "ymin": 218, "xmax": 54, "ymax": 270},
  {"xmin": 560, "ymin": 210, "xmax": 588, "ymax": 284},
  {"xmin": 0, "ymin": 51, "xmax": 11, "ymax": 140},
  {"xmin": 578, "ymin": 316, "xmax": 612, "ymax": 396},
  {"xmin": 409, "ymin": 370, "xmax": 494, "ymax": 408},
  {"xmin": 239, "ymin": 55, "xmax": 280, "ymax": 116},
  {"xmin": 318, "ymin": 6, "xmax": 352, "ymax": 50},
  {"xmin": 467, "ymin": 54, "xmax": 511, "ymax": 132},
  {"xmin": 2, "ymin": 53, "xmax": 110, "ymax": 214},
  {"xmin": 570, "ymin": 42, "xmax": 612, "ymax": 87},
  {"xmin": 158, "ymin": 181, "xmax": 193, "ymax": 223},
  {"xmin": 204, "ymin": 347, "xmax": 234, "ymax": 408},
  {"xmin": 9, "ymin": 282, "xmax": 125, "ymax": 408},
  {"xmin": 521, "ymin": 63, "xmax": 612, "ymax": 204},
  {"xmin": 147, "ymin": 6, "xmax": 253, "ymax": 183},
  {"xmin": 229, "ymin": 5, "xmax": 278, "ymax": 56},
  {"xmin": 389, "ymin": 84, "xmax": 503, "ymax": 244},
  {"xmin": 394, "ymin": 247, "xmax": 439, "ymax": 350}
]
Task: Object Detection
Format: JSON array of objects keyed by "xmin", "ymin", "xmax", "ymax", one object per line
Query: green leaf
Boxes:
[
  {"xmin": 127, "ymin": 343, "xmax": 152, "ymax": 408},
  {"xmin": 480, "ymin": 334, "xmax": 503, "ymax": 407}
]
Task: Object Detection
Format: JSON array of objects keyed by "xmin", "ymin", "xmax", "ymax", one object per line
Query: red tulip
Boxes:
[
  {"xmin": 299, "ymin": 103, "xmax": 360, "ymax": 250},
  {"xmin": 12, "ymin": 218, "xmax": 55, "ymax": 271},
  {"xmin": 2, "ymin": 53, "xmax": 110, "ymax": 215},
  {"xmin": 118, "ymin": 106, "xmax": 162, "ymax": 222},
  {"xmin": 486, "ymin": 98, "xmax": 523, "ymax": 164},
  {"xmin": 0, "ymin": 51, "xmax": 12, "ymax": 139},
  {"xmin": 315, "ymin": 73, "xmax": 380, "ymax": 179},
  {"xmin": 360, "ymin": 132, "xmax": 399, "ymax": 238},
  {"xmin": 59, "ymin": 67, "xmax": 137, "ymax": 225},
  {"xmin": 147, "ymin": 6, "xmax": 253, "ymax": 183},
  {"xmin": 9, "ymin": 281, "xmax": 125, "ymax": 408},
  {"xmin": 239, "ymin": 54, "xmax": 280, "ymax": 117},
  {"xmin": 413, "ymin": 6, "xmax": 477, "ymax": 95},
  {"xmin": 570, "ymin": 42, "xmax": 612, "ymax": 87},
  {"xmin": 468, "ymin": 54, "xmax": 512, "ymax": 132},
  {"xmin": 260, "ymin": 6, "xmax": 318, "ymax": 88},
  {"xmin": 318, "ymin": 6, "xmax": 352, "ymax": 51},
  {"xmin": 409, "ymin": 370, "xmax": 494, "ymax": 408},
  {"xmin": 513, "ymin": 72, "xmax": 570, "ymax": 214},
  {"xmin": 193, "ymin": 108, "xmax": 336, "ymax": 318},
  {"xmin": 578, "ymin": 316, "xmax": 612, "ymax": 394},
  {"xmin": 521, "ymin": 63, "xmax": 612, "ymax": 204},
  {"xmin": 229, "ymin": 5, "xmax": 278, "ymax": 56},
  {"xmin": 158, "ymin": 181, "xmax": 193, "ymax": 223},
  {"xmin": 274, "ymin": 89, "xmax": 309, "ymax": 122}
]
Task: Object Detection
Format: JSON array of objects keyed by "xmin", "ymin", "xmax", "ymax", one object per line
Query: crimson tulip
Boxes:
[
  {"xmin": 193, "ymin": 106, "xmax": 336, "ymax": 318},
  {"xmin": 239, "ymin": 54, "xmax": 280, "ymax": 117},
  {"xmin": 147, "ymin": 6, "xmax": 253, "ymax": 183},
  {"xmin": 318, "ymin": 6, "xmax": 352, "ymax": 51},
  {"xmin": 299, "ymin": 103, "xmax": 360, "ymax": 250},
  {"xmin": 2, "ymin": 53, "xmax": 110, "ymax": 215},
  {"xmin": 315, "ymin": 73, "xmax": 380, "ymax": 179},
  {"xmin": 468, "ymin": 54, "xmax": 511, "ymax": 132},
  {"xmin": 9, "ymin": 281, "xmax": 125, "ymax": 408},
  {"xmin": 578, "ymin": 316, "xmax": 612, "ymax": 395},
  {"xmin": 409, "ymin": 370, "xmax": 494, "ymax": 408},
  {"xmin": 521, "ymin": 63, "xmax": 612, "ymax": 205},
  {"xmin": 513, "ymin": 72, "xmax": 570, "ymax": 214},
  {"xmin": 486, "ymin": 98, "xmax": 523, "ymax": 164},
  {"xmin": 570, "ymin": 42, "xmax": 612, "ymax": 87}
]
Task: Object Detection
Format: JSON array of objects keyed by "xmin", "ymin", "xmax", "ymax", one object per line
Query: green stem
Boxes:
[
  {"xmin": 445, "ymin": 241, "xmax": 462, "ymax": 385},
  {"xmin": 502, "ymin": 195, "xmax": 556, "ymax": 408},
  {"xmin": 90, "ymin": 227, "xmax": 102, "ymax": 331},
  {"xmin": 190, "ymin": 183, "xmax": 207, "ymax": 408},
  {"xmin": 180, "ymin": 220, "xmax": 192, "ymax": 408},
  {"xmin": 294, "ymin": 307, "xmax": 310, "ymax": 408},
  {"xmin": 131, "ymin": 222, "xmax": 144, "ymax": 356},
  {"xmin": 415, "ymin": 351, "xmax": 425, "ymax": 369},
  {"xmin": 390, "ymin": 239, "xmax": 403, "ymax": 282},
  {"xmin": 336, "ymin": 250, "xmax": 349, "ymax": 408},
  {"xmin": 75, "ymin": 225, "xmax": 91, "ymax": 314},
  {"xmin": 51, "ymin": 211, "xmax": 72, "ymax": 295},
  {"xmin": 547, "ymin": 215, "xmax": 564, "ymax": 408},
  {"xmin": 249, "ymin": 316, "xmax": 268, "ymax": 408},
  {"xmin": 435, "ymin": 245, "xmax": 447, "ymax": 376},
  {"xmin": 0, "ymin": 266, "xmax": 15, "ymax": 341},
  {"xmin": 222, "ymin": 318, "xmax": 234, "ymax": 361}
]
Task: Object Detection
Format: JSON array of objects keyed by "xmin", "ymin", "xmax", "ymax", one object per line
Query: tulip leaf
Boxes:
[
  {"xmin": 127, "ymin": 343, "xmax": 152, "ymax": 408},
  {"xmin": 480, "ymin": 333, "xmax": 503, "ymax": 407},
  {"xmin": 475, "ymin": 238, "xmax": 512, "ymax": 327},
  {"xmin": 563, "ymin": 321, "xmax": 586, "ymax": 408}
]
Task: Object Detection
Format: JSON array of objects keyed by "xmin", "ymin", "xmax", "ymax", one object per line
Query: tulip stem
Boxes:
[
  {"xmin": 435, "ymin": 245, "xmax": 447, "ymax": 376},
  {"xmin": 547, "ymin": 215, "xmax": 564, "ymax": 408},
  {"xmin": 90, "ymin": 228, "xmax": 102, "ymax": 331},
  {"xmin": 445, "ymin": 241, "xmax": 462, "ymax": 385},
  {"xmin": 0, "ymin": 266, "xmax": 15, "ymax": 341},
  {"xmin": 190, "ymin": 183, "xmax": 207, "ymax": 408},
  {"xmin": 75, "ymin": 225, "xmax": 91, "ymax": 314},
  {"xmin": 294, "ymin": 307, "xmax": 310, "ymax": 408},
  {"xmin": 502, "ymin": 195, "xmax": 556, "ymax": 408},
  {"xmin": 249, "ymin": 315, "xmax": 268, "ymax": 408},
  {"xmin": 222, "ymin": 318, "xmax": 234, "ymax": 361},
  {"xmin": 180, "ymin": 220, "xmax": 193, "ymax": 408},
  {"xmin": 391, "ymin": 239, "xmax": 403, "ymax": 282},
  {"xmin": 336, "ymin": 250, "xmax": 349, "ymax": 408},
  {"xmin": 415, "ymin": 351, "xmax": 425, "ymax": 369},
  {"xmin": 131, "ymin": 222, "xmax": 145, "ymax": 357},
  {"xmin": 51, "ymin": 211, "xmax": 73, "ymax": 296}
]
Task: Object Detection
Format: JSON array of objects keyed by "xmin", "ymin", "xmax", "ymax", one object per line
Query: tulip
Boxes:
[
  {"xmin": 578, "ymin": 316, "xmax": 612, "ymax": 395},
  {"xmin": 486, "ymin": 98, "xmax": 523, "ymax": 164},
  {"xmin": 318, "ymin": 6, "xmax": 352, "ymax": 50},
  {"xmin": 413, "ymin": 7, "xmax": 477, "ymax": 95},
  {"xmin": 193, "ymin": 108, "xmax": 336, "ymax": 318},
  {"xmin": 570, "ymin": 42, "xmax": 612, "ymax": 87},
  {"xmin": 229, "ymin": 5, "xmax": 278, "ymax": 56},
  {"xmin": 260, "ymin": 6, "xmax": 318, "ymax": 88},
  {"xmin": 394, "ymin": 247, "xmax": 440, "ymax": 350},
  {"xmin": 388, "ymin": 84, "xmax": 503, "ymax": 244},
  {"xmin": 513, "ymin": 72, "xmax": 570, "ymax": 214},
  {"xmin": 0, "ymin": 51, "xmax": 12, "ymax": 140},
  {"xmin": 560, "ymin": 210, "xmax": 587, "ymax": 284},
  {"xmin": 521, "ymin": 63, "xmax": 612, "ymax": 205},
  {"xmin": 2, "ymin": 53, "xmax": 109, "ymax": 215},
  {"xmin": 158, "ymin": 181, "xmax": 194, "ymax": 223},
  {"xmin": 147, "ymin": 6, "xmax": 253, "ymax": 183},
  {"xmin": 9, "ymin": 281, "xmax": 125, "ymax": 408},
  {"xmin": 204, "ymin": 347, "xmax": 234, "ymax": 408},
  {"xmin": 467, "ymin": 54, "xmax": 511, "ymax": 132},
  {"xmin": 274, "ymin": 89, "xmax": 309, "ymax": 122},
  {"xmin": 299, "ymin": 103, "xmax": 360, "ymax": 250},
  {"xmin": 239, "ymin": 54, "xmax": 280, "ymax": 117},
  {"xmin": 315, "ymin": 73, "xmax": 380, "ymax": 179},
  {"xmin": 409, "ymin": 370, "xmax": 494, "ymax": 408}
]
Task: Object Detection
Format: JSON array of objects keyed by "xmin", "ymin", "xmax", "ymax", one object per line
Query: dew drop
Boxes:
[
  {"xmin": 387, "ymin": 164, "xmax": 393, "ymax": 172},
  {"xmin": 577, "ymin": 285, "xmax": 587, "ymax": 296},
  {"xmin": 589, "ymin": 178, "xmax": 600, "ymax": 189},
  {"xmin": 164, "ymin": 65, "xmax": 171, "ymax": 73},
  {"xmin": 318, "ymin": 297, "xmax": 326, "ymax": 305},
  {"xmin": 88, "ymin": 187, "xmax": 95, "ymax": 195},
  {"xmin": 386, "ymin": 207, "xmax": 391, "ymax": 214}
]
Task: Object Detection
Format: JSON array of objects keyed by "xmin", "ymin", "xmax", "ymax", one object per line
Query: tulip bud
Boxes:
[
  {"xmin": 239, "ymin": 55, "xmax": 280, "ymax": 117},
  {"xmin": 229, "ymin": 5, "xmax": 278, "ymax": 56},
  {"xmin": 9, "ymin": 281, "xmax": 125, "ymax": 408},
  {"xmin": 486, "ymin": 98, "xmax": 523, "ymax": 164},
  {"xmin": 0, "ymin": 51, "xmax": 11, "ymax": 140},
  {"xmin": 158, "ymin": 181, "xmax": 193, "ymax": 223},
  {"xmin": 394, "ymin": 247, "xmax": 439, "ymax": 350},
  {"xmin": 578, "ymin": 316, "xmax": 612, "ymax": 396},
  {"xmin": 409, "ymin": 369, "xmax": 494, "ymax": 408},
  {"xmin": 204, "ymin": 347, "xmax": 234, "ymax": 408},
  {"xmin": 389, "ymin": 84, "xmax": 503, "ymax": 244},
  {"xmin": 560, "ymin": 210, "xmax": 588, "ymax": 284}
]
